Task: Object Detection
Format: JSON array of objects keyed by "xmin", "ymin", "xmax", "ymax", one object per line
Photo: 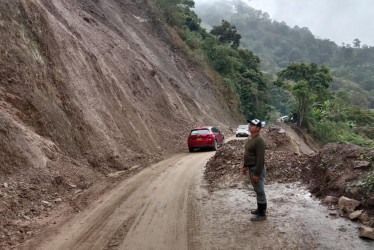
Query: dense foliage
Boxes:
[
  {"xmin": 147, "ymin": 0, "xmax": 374, "ymax": 147},
  {"xmin": 193, "ymin": 0, "xmax": 374, "ymax": 147},
  {"xmin": 275, "ymin": 63, "xmax": 333, "ymax": 127},
  {"xmin": 210, "ymin": 20, "xmax": 241, "ymax": 48},
  {"xmin": 194, "ymin": 0, "xmax": 374, "ymax": 110},
  {"xmin": 149, "ymin": 0, "xmax": 271, "ymax": 120}
]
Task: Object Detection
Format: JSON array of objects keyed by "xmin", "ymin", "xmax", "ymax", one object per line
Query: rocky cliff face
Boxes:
[
  {"xmin": 0, "ymin": 0, "xmax": 238, "ymax": 242},
  {"xmin": 1, "ymin": 0, "xmax": 237, "ymax": 173}
]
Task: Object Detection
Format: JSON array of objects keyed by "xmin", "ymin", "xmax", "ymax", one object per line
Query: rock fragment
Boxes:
[
  {"xmin": 54, "ymin": 198, "xmax": 62, "ymax": 203},
  {"xmin": 354, "ymin": 161, "xmax": 370, "ymax": 169},
  {"xmin": 359, "ymin": 213, "xmax": 370, "ymax": 224},
  {"xmin": 338, "ymin": 196, "xmax": 360, "ymax": 213},
  {"xmin": 323, "ymin": 195, "xmax": 338, "ymax": 204},
  {"xmin": 41, "ymin": 200, "xmax": 52, "ymax": 207},
  {"xmin": 358, "ymin": 226, "xmax": 374, "ymax": 240},
  {"xmin": 348, "ymin": 210, "xmax": 363, "ymax": 220}
]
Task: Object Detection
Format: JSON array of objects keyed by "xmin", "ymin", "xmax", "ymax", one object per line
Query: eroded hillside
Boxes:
[{"xmin": 0, "ymin": 0, "xmax": 239, "ymax": 246}]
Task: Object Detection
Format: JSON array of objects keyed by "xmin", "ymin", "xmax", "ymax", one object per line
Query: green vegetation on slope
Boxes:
[
  {"xmin": 193, "ymin": 0, "xmax": 374, "ymax": 147},
  {"xmin": 147, "ymin": 0, "xmax": 374, "ymax": 147},
  {"xmin": 146, "ymin": 0, "xmax": 273, "ymax": 120},
  {"xmin": 194, "ymin": 0, "xmax": 374, "ymax": 110}
]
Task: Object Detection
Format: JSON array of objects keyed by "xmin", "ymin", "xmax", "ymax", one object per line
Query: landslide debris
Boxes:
[
  {"xmin": 205, "ymin": 125, "xmax": 309, "ymax": 190},
  {"xmin": 0, "ymin": 0, "xmax": 239, "ymax": 248},
  {"xmin": 205, "ymin": 126, "xmax": 374, "ymax": 213},
  {"xmin": 205, "ymin": 124, "xmax": 374, "ymax": 235},
  {"xmin": 308, "ymin": 142, "xmax": 374, "ymax": 215}
]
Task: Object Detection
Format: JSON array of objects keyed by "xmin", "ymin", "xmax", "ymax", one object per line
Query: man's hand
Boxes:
[
  {"xmin": 242, "ymin": 167, "xmax": 247, "ymax": 175},
  {"xmin": 252, "ymin": 175, "xmax": 259, "ymax": 183}
]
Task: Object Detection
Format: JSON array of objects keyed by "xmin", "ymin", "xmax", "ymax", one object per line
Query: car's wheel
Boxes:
[
  {"xmin": 236, "ymin": 134, "xmax": 238, "ymax": 137},
  {"xmin": 189, "ymin": 147, "xmax": 194, "ymax": 153},
  {"xmin": 212, "ymin": 140, "xmax": 218, "ymax": 151}
]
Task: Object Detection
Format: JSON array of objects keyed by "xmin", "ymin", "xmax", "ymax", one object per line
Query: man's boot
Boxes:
[
  {"xmin": 250, "ymin": 204, "xmax": 259, "ymax": 215},
  {"xmin": 250, "ymin": 203, "xmax": 267, "ymax": 221}
]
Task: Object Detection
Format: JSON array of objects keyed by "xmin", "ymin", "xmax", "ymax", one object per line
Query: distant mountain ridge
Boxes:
[{"xmin": 194, "ymin": 0, "xmax": 374, "ymax": 108}]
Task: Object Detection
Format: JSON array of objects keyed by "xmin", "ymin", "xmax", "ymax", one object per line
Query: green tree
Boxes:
[
  {"xmin": 353, "ymin": 38, "xmax": 361, "ymax": 48},
  {"xmin": 210, "ymin": 20, "xmax": 241, "ymax": 48},
  {"xmin": 208, "ymin": 45, "xmax": 240, "ymax": 74},
  {"xmin": 275, "ymin": 63, "xmax": 333, "ymax": 126},
  {"xmin": 155, "ymin": 0, "xmax": 195, "ymax": 26}
]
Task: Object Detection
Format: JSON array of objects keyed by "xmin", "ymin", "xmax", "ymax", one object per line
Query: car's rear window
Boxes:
[
  {"xmin": 238, "ymin": 125, "xmax": 248, "ymax": 129},
  {"xmin": 190, "ymin": 129, "xmax": 210, "ymax": 135}
]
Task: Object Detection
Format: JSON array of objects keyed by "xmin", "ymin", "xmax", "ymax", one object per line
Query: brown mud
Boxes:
[
  {"xmin": 0, "ymin": 0, "xmax": 239, "ymax": 247},
  {"xmin": 17, "ymin": 143, "xmax": 373, "ymax": 250},
  {"xmin": 205, "ymin": 124, "xmax": 374, "ymax": 246}
]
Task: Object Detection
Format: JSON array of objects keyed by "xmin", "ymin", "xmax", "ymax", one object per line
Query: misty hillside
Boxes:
[{"xmin": 194, "ymin": 0, "xmax": 374, "ymax": 108}]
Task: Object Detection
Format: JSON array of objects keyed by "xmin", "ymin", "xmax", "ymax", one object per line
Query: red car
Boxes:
[{"xmin": 187, "ymin": 126, "xmax": 225, "ymax": 152}]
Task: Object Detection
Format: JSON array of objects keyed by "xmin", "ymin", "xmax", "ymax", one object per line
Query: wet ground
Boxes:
[
  {"xmin": 18, "ymin": 139, "xmax": 374, "ymax": 249},
  {"xmin": 191, "ymin": 167, "xmax": 373, "ymax": 249}
]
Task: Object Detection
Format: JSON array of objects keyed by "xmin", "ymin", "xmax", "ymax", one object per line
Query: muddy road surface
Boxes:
[
  {"xmin": 21, "ymin": 152, "xmax": 212, "ymax": 250},
  {"xmin": 21, "ymin": 148, "xmax": 373, "ymax": 249}
]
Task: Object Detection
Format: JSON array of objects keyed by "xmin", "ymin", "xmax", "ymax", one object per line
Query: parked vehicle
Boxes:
[
  {"xmin": 188, "ymin": 126, "xmax": 224, "ymax": 152},
  {"xmin": 279, "ymin": 116, "xmax": 289, "ymax": 122},
  {"xmin": 236, "ymin": 125, "xmax": 250, "ymax": 137}
]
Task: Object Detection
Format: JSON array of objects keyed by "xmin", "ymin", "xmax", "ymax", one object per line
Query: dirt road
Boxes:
[
  {"xmin": 22, "ymin": 146, "xmax": 373, "ymax": 249},
  {"xmin": 22, "ymin": 151, "xmax": 214, "ymax": 250}
]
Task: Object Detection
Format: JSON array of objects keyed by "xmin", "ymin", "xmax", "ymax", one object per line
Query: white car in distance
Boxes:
[{"xmin": 236, "ymin": 125, "xmax": 250, "ymax": 137}]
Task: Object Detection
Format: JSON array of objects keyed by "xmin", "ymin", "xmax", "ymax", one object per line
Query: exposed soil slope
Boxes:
[{"xmin": 0, "ymin": 0, "xmax": 239, "ymax": 247}]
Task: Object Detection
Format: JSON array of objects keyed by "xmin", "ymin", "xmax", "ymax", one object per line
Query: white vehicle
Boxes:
[
  {"xmin": 236, "ymin": 125, "xmax": 250, "ymax": 137},
  {"xmin": 280, "ymin": 116, "xmax": 289, "ymax": 122}
]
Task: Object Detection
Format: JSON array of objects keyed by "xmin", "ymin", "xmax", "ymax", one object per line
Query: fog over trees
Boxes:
[
  {"xmin": 195, "ymin": 0, "xmax": 374, "ymax": 46},
  {"xmin": 186, "ymin": 0, "xmax": 374, "ymax": 146}
]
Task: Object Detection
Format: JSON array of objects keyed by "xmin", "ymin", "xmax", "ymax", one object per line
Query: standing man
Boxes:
[{"xmin": 243, "ymin": 119, "xmax": 267, "ymax": 221}]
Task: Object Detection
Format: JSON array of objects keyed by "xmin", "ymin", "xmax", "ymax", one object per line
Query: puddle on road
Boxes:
[{"xmin": 190, "ymin": 177, "xmax": 374, "ymax": 250}]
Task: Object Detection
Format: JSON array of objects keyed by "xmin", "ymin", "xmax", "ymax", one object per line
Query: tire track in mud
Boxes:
[
  {"xmin": 67, "ymin": 185, "xmax": 139, "ymax": 249},
  {"xmin": 116, "ymin": 152, "xmax": 214, "ymax": 250},
  {"xmin": 19, "ymin": 139, "xmax": 374, "ymax": 249},
  {"xmin": 105, "ymin": 214, "xmax": 137, "ymax": 249},
  {"xmin": 21, "ymin": 152, "xmax": 215, "ymax": 250}
]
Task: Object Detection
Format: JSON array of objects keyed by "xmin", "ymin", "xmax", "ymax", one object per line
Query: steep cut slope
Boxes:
[{"xmin": 0, "ymin": 0, "xmax": 239, "ymax": 246}]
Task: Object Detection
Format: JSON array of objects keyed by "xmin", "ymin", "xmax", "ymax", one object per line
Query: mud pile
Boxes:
[
  {"xmin": 308, "ymin": 143, "xmax": 374, "ymax": 212},
  {"xmin": 206, "ymin": 126, "xmax": 374, "ymax": 230},
  {"xmin": 266, "ymin": 151, "xmax": 310, "ymax": 183},
  {"xmin": 206, "ymin": 128, "xmax": 374, "ymax": 209},
  {"xmin": 205, "ymin": 126, "xmax": 309, "ymax": 190},
  {"xmin": 264, "ymin": 126, "xmax": 295, "ymax": 151},
  {"xmin": 205, "ymin": 140, "xmax": 246, "ymax": 190}
]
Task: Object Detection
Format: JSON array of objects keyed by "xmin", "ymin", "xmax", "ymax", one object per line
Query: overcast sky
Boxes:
[{"xmin": 196, "ymin": 0, "xmax": 374, "ymax": 46}]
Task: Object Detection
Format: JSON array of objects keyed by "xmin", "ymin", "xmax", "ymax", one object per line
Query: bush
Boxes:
[
  {"xmin": 182, "ymin": 27, "xmax": 203, "ymax": 49},
  {"xmin": 356, "ymin": 126, "xmax": 374, "ymax": 140},
  {"xmin": 206, "ymin": 45, "xmax": 240, "ymax": 74},
  {"xmin": 349, "ymin": 171, "xmax": 374, "ymax": 196},
  {"xmin": 311, "ymin": 121, "xmax": 374, "ymax": 147}
]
